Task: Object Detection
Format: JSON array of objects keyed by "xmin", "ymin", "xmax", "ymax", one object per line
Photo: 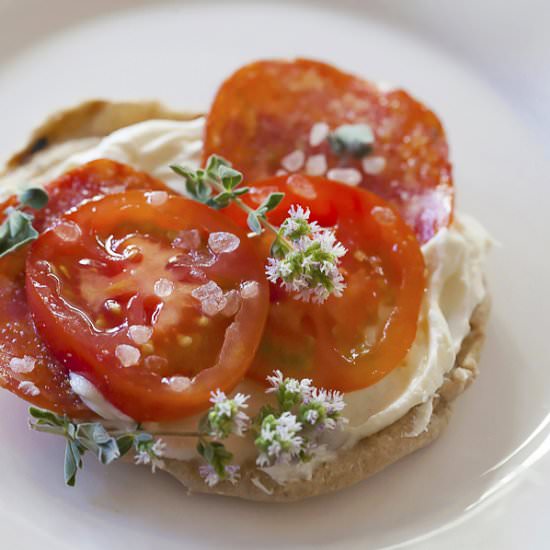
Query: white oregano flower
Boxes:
[
  {"xmin": 199, "ymin": 464, "xmax": 240, "ymax": 487},
  {"xmin": 207, "ymin": 389, "xmax": 250, "ymax": 438},
  {"xmin": 196, "ymin": 371, "xmax": 348, "ymax": 486},
  {"xmin": 134, "ymin": 438, "xmax": 166, "ymax": 473},
  {"xmin": 265, "ymin": 205, "xmax": 347, "ymax": 304},
  {"xmin": 171, "ymin": 157, "xmax": 349, "ymax": 304},
  {"xmin": 255, "ymin": 411, "xmax": 304, "ymax": 467}
]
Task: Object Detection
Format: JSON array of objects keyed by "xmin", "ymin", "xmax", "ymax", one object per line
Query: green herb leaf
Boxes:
[
  {"xmin": 233, "ymin": 187, "xmax": 250, "ymax": 197},
  {"xmin": 0, "ymin": 210, "xmax": 38, "ymax": 258},
  {"xmin": 116, "ymin": 435, "xmax": 135, "ymax": 457},
  {"xmin": 247, "ymin": 212, "xmax": 262, "ymax": 235},
  {"xmin": 76, "ymin": 423, "xmax": 121, "ymax": 464},
  {"xmin": 64, "ymin": 440, "xmax": 82, "ymax": 487},
  {"xmin": 205, "ymin": 154, "xmax": 231, "ymax": 176},
  {"xmin": 29, "ymin": 407, "xmax": 65, "ymax": 427},
  {"xmin": 218, "ymin": 165, "xmax": 243, "ymax": 190},
  {"xmin": 207, "ymin": 191, "xmax": 234, "ymax": 209},
  {"xmin": 257, "ymin": 192, "xmax": 284, "ymax": 216},
  {"xmin": 328, "ymin": 123, "xmax": 375, "ymax": 158},
  {"xmin": 20, "ymin": 187, "xmax": 49, "ymax": 210}
]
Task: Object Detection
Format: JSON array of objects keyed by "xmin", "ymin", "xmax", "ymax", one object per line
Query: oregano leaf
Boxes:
[
  {"xmin": 64, "ymin": 440, "xmax": 82, "ymax": 487},
  {"xmin": 247, "ymin": 212, "xmax": 262, "ymax": 235},
  {"xmin": 218, "ymin": 165, "xmax": 243, "ymax": 190},
  {"xmin": 20, "ymin": 187, "xmax": 49, "ymax": 210},
  {"xmin": 328, "ymin": 123, "xmax": 374, "ymax": 158},
  {"xmin": 258, "ymin": 192, "xmax": 284, "ymax": 214}
]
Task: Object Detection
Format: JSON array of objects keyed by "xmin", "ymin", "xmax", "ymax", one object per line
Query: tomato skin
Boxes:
[
  {"xmin": 0, "ymin": 160, "xmax": 172, "ymax": 416},
  {"xmin": 26, "ymin": 191, "xmax": 270, "ymax": 421},
  {"xmin": 224, "ymin": 175, "xmax": 426, "ymax": 392},
  {"xmin": 0, "ymin": 247, "xmax": 88, "ymax": 416},
  {"xmin": 0, "ymin": 159, "xmax": 170, "ymax": 232},
  {"xmin": 204, "ymin": 58, "xmax": 453, "ymax": 243}
]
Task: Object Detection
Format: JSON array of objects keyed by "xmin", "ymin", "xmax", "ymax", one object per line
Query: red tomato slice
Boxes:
[
  {"xmin": 203, "ymin": 58, "xmax": 453, "ymax": 244},
  {"xmin": 223, "ymin": 175, "xmax": 426, "ymax": 392},
  {"xmin": 26, "ymin": 191, "xmax": 269, "ymax": 421},
  {"xmin": 0, "ymin": 160, "xmax": 171, "ymax": 416},
  {"xmin": 1, "ymin": 158, "xmax": 170, "ymax": 232}
]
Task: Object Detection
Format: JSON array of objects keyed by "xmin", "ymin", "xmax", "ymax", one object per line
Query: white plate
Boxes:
[{"xmin": 1, "ymin": 1, "xmax": 549, "ymax": 548}]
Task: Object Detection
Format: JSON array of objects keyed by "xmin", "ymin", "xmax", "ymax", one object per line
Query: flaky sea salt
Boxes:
[
  {"xmin": 208, "ymin": 232, "xmax": 240, "ymax": 254},
  {"xmin": 191, "ymin": 281, "xmax": 227, "ymax": 316},
  {"xmin": 362, "ymin": 156, "xmax": 386, "ymax": 175},
  {"xmin": 154, "ymin": 278, "xmax": 174, "ymax": 298},
  {"xmin": 128, "ymin": 325, "xmax": 153, "ymax": 345},
  {"xmin": 54, "ymin": 221, "xmax": 81, "ymax": 242},
  {"xmin": 221, "ymin": 290, "xmax": 241, "ymax": 317},
  {"xmin": 8, "ymin": 356, "xmax": 36, "ymax": 374},
  {"xmin": 309, "ymin": 122, "xmax": 330, "ymax": 147},
  {"xmin": 241, "ymin": 280, "xmax": 260, "ymax": 299},
  {"xmin": 115, "ymin": 344, "xmax": 141, "ymax": 367},
  {"xmin": 18, "ymin": 380, "xmax": 40, "ymax": 397},
  {"xmin": 287, "ymin": 174, "xmax": 317, "ymax": 199},
  {"xmin": 161, "ymin": 375, "xmax": 191, "ymax": 392},
  {"xmin": 327, "ymin": 167, "xmax": 362, "ymax": 186},
  {"xmin": 146, "ymin": 190, "xmax": 169, "ymax": 206},
  {"xmin": 371, "ymin": 206, "xmax": 396, "ymax": 225},
  {"xmin": 172, "ymin": 229, "xmax": 201, "ymax": 250},
  {"xmin": 281, "ymin": 150, "xmax": 305, "ymax": 172},
  {"xmin": 305, "ymin": 154, "xmax": 327, "ymax": 176}
]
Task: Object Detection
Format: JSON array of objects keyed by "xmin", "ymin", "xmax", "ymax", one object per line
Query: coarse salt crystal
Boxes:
[
  {"xmin": 172, "ymin": 229, "xmax": 201, "ymax": 250},
  {"xmin": 128, "ymin": 325, "xmax": 153, "ymax": 345},
  {"xmin": 54, "ymin": 221, "xmax": 81, "ymax": 242},
  {"xmin": 100, "ymin": 184, "xmax": 126, "ymax": 195},
  {"xmin": 162, "ymin": 375, "xmax": 192, "ymax": 392},
  {"xmin": 287, "ymin": 174, "xmax": 318, "ymax": 199},
  {"xmin": 115, "ymin": 344, "xmax": 141, "ymax": 367},
  {"xmin": 305, "ymin": 154, "xmax": 327, "ymax": 176},
  {"xmin": 147, "ymin": 190, "xmax": 169, "ymax": 206},
  {"xmin": 208, "ymin": 232, "xmax": 240, "ymax": 254},
  {"xmin": 241, "ymin": 280, "xmax": 260, "ymax": 299},
  {"xmin": 18, "ymin": 380, "xmax": 40, "ymax": 397},
  {"xmin": 154, "ymin": 278, "xmax": 174, "ymax": 298},
  {"xmin": 191, "ymin": 281, "xmax": 227, "ymax": 316},
  {"xmin": 371, "ymin": 206, "xmax": 396, "ymax": 225},
  {"xmin": 309, "ymin": 122, "xmax": 330, "ymax": 147},
  {"xmin": 221, "ymin": 290, "xmax": 241, "ymax": 317},
  {"xmin": 362, "ymin": 156, "xmax": 386, "ymax": 175},
  {"xmin": 327, "ymin": 167, "xmax": 362, "ymax": 186},
  {"xmin": 144, "ymin": 355, "xmax": 168, "ymax": 370},
  {"xmin": 281, "ymin": 150, "xmax": 305, "ymax": 172},
  {"xmin": 9, "ymin": 356, "xmax": 36, "ymax": 374}
]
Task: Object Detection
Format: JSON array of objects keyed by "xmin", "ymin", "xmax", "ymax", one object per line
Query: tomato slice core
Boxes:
[
  {"xmin": 224, "ymin": 175, "xmax": 426, "ymax": 392},
  {"xmin": 26, "ymin": 191, "xmax": 269, "ymax": 421}
]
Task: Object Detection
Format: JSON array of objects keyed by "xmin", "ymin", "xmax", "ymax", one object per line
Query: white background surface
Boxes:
[{"xmin": 0, "ymin": 1, "xmax": 549, "ymax": 549}]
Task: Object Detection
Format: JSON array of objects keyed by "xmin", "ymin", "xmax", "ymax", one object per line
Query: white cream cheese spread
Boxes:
[{"xmin": 5, "ymin": 118, "xmax": 492, "ymax": 483}]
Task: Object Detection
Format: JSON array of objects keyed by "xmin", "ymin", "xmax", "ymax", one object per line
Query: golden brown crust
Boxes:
[
  {"xmin": 2, "ymin": 100, "xmax": 491, "ymax": 502},
  {"xmin": 163, "ymin": 294, "xmax": 490, "ymax": 502},
  {"xmin": 6, "ymin": 99, "xmax": 201, "ymax": 170}
]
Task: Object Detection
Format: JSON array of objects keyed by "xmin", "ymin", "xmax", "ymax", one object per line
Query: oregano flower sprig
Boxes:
[
  {"xmin": 171, "ymin": 155, "xmax": 347, "ymax": 304},
  {"xmin": 0, "ymin": 187, "xmax": 49, "ymax": 258},
  {"xmin": 28, "ymin": 407, "xmax": 166, "ymax": 486},
  {"xmin": 28, "ymin": 371, "xmax": 347, "ymax": 488}
]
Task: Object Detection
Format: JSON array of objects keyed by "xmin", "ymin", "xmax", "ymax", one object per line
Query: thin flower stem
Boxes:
[
  {"xmin": 121, "ymin": 430, "xmax": 203, "ymax": 438},
  {"xmin": 206, "ymin": 175, "xmax": 295, "ymax": 250}
]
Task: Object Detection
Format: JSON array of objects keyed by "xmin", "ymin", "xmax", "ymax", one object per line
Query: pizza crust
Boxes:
[{"xmin": 2, "ymin": 100, "xmax": 491, "ymax": 502}]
